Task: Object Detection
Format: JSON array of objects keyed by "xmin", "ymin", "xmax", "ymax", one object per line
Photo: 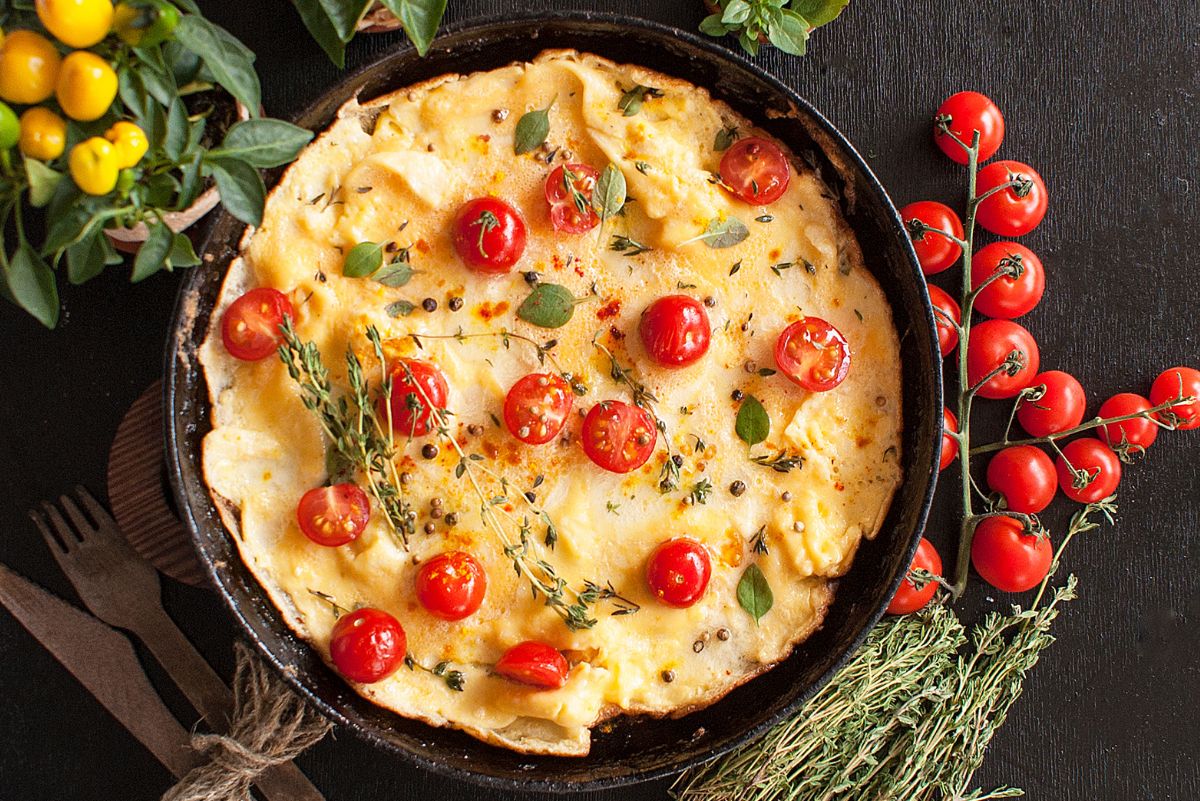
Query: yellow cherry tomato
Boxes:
[
  {"xmin": 69, "ymin": 136, "xmax": 119, "ymax": 195},
  {"xmin": 104, "ymin": 120, "xmax": 147, "ymax": 168},
  {"xmin": 18, "ymin": 106, "xmax": 66, "ymax": 160},
  {"xmin": 0, "ymin": 30, "xmax": 61, "ymax": 105},
  {"xmin": 36, "ymin": 0, "xmax": 115, "ymax": 49},
  {"xmin": 55, "ymin": 50, "xmax": 118, "ymax": 121}
]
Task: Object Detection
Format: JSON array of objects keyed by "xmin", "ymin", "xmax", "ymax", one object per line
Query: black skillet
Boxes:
[{"xmin": 164, "ymin": 10, "xmax": 942, "ymax": 793}]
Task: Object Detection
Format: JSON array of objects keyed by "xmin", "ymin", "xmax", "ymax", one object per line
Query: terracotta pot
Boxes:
[{"xmin": 356, "ymin": 4, "xmax": 403, "ymax": 34}]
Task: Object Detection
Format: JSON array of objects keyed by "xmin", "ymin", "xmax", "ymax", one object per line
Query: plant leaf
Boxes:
[
  {"xmin": 208, "ymin": 158, "xmax": 265, "ymax": 226},
  {"xmin": 513, "ymin": 101, "xmax": 553, "ymax": 155},
  {"xmin": 735, "ymin": 394, "xmax": 770, "ymax": 447},
  {"xmin": 517, "ymin": 283, "xmax": 577, "ymax": 329},
  {"xmin": 211, "ymin": 118, "xmax": 314, "ymax": 168},
  {"xmin": 793, "ymin": 0, "xmax": 850, "ymax": 27},
  {"xmin": 714, "ymin": 125, "xmax": 739, "ymax": 152},
  {"xmin": 379, "ymin": 0, "xmax": 447, "ymax": 57},
  {"xmin": 132, "ymin": 221, "xmax": 174, "ymax": 282},
  {"xmin": 722, "ymin": 0, "xmax": 752, "ymax": 25},
  {"xmin": 768, "ymin": 10, "xmax": 810, "ymax": 56},
  {"xmin": 386, "ymin": 299, "xmax": 415, "ymax": 317},
  {"xmin": 289, "ymin": 0, "xmax": 352, "ymax": 67},
  {"xmin": 736, "ymin": 564, "xmax": 773, "ymax": 624},
  {"xmin": 344, "ymin": 241, "xmax": 383, "ymax": 277},
  {"xmin": 175, "ymin": 14, "xmax": 262, "ymax": 115},
  {"xmin": 167, "ymin": 233, "xmax": 202, "ymax": 269},
  {"xmin": 66, "ymin": 227, "xmax": 108, "ymax": 284},
  {"xmin": 6, "ymin": 243, "xmax": 59, "ymax": 328},
  {"xmin": 592, "ymin": 163, "xmax": 626, "ymax": 220},
  {"xmin": 699, "ymin": 13, "xmax": 730, "ymax": 37},
  {"xmin": 617, "ymin": 84, "xmax": 661, "ymax": 117},
  {"xmin": 375, "ymin": 259, "xmax": 414, "ymax": 287},
  {"xmin": 692, "ymin": 216, "xmax": 750, "ymax": 249},
  {"xmin": 25, "ymin": 159, "xmax": 62, "ymax": 208},
  {"xmin": 316, "ymin": 0, "xmax": 371, "ymax": 40},
  {"xmin": 164, "ymin": 97, "xmax": 189, "ymax": 161}
]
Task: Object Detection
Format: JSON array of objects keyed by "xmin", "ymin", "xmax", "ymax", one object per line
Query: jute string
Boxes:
[{"xmin": 162, "ymin": 642, "xmax": 332, "ymax": 801}]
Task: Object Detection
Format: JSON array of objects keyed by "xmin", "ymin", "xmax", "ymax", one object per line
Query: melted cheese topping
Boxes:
[{"xmin": 199, "ymin": 51, "xmax": 902, "ymax": 756}]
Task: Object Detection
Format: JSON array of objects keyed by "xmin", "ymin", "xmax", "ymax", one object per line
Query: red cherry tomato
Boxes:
[
  {"xmin": 970, "ymin": 516, "xmax": 1052, "ymax": 593},
  {"xmin": 416, "ymin": 551, "xmax": 487, "ymax": 621},
  {"xmin": 927, "ymin": 284, "xmax": 960, "ymax": 357},
  {"xmin": 503, "ymin": 373, "xmax": 574, "ymax": 445},
  {"xmin": 544, "ymin": 163, "xmax": 600, "ymax": 233},
  {"xmin": 970, "ymin": 242, "xmax": 1046, "ymax": 319},
  {"xmin": 296, "ymin": 483, "xmax": 371, "ymax": 547},
  {"xmin": 382, "ymin": 359, "xmax": 449, "ymax": 437},
  {"xmin": 580, "ymin": 401, "xmax": 657, "ymax": 473},
  {"xmin": 933, "ymin": 91, "xmax": 1005, "ymax": 165},
  {"xmin": 329, "ymin": 608, "xmax": 407, "ymax": 684},
  {"xmin": 940, "ymin": 407, "xmax": 959, "ymax": 472},
  {"xmin": 1098, "ymin": 393, "xmax": 1158, "ymax": 451},
  {"xmin": 494, "ymin": 641, "xmax": 569, "ymax": 689},
  {"xmin": 901, "ymin": 201, "xmax": 964, "ymax": 275},
  {"xmin": 975, "ymin": 160, "xmax": 1048, "ymax": 237},
  {"xmin": 645, "ymin": 538, "xmax": 712, "ymax": 608},
  {"xmin": 886, "ymin": 537, "xmax": 942, "ymax": 615},
  {"xmin": 1149, "ymin": 366, "xmax": 1200, "ymax": 430},
  {"xmin": 1056, "ymin": 438, "xmax": 1121, "ymax": 503},
  {"xmin": 966, "ymin": 319, "xmax": 1040, "ymax": 399},
  {"xmin": 221, "ymin": 287, "xmax": 293, "ymax": 361},
  {"xmin": 639, "ymin": 295, "xmax": 712, "ymax": 368},
  {"xmin": 718, "ymin": 136, "xmax": 790, "ymax": 204},
  {"xmin": 452, "ymin": 197, "xmax": 527, "ymax": 273},
  {"xmin": 1015, "ymin": 370, "xmax": 1086, "ymax": 437},
  {"xmin": 774, "ymin": 317, "xmax": 851, "ymax": 392},
  {"xmin": 985, "ymin": 445, "xmax": 1056, "ymax": 514}
]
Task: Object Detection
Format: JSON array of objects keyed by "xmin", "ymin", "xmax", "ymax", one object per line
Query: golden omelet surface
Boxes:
[{"xmin": 199, "ymin": 51, "xmax": 903, "ymax": 756}]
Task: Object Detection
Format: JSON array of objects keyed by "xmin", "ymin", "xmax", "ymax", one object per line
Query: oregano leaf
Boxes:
[
  {"xmin": 517, "ymin": 283, "xmax": 577, "ymax": 329},
  {"xmin": 344, "ymin": 241, "xmax": 383, "ymax": 277},
  {"xmin": 592, "ymin": 163, "xmax": 626, "ymax": 221},
  {"xmin": 735, "ymin": 394, "xmax": 770, "ymax": 447},
  {"xmin": 737, "ymin": 564, "xmax": 773, "ymax": 624},
  {"xmin": 514, "ymin": 100, "xmax": 553, "ymax": 155},
  {"xmin": 375, "ymin": 259, "xmax": 415, "ymax": 287}
]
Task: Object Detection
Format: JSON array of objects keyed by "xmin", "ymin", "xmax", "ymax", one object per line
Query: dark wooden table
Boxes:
[{"xmin": 2, "ymin": 1, "xmax": 1197, "ymax": 798}]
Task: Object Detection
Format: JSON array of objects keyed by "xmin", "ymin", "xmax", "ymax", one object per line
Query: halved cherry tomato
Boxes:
[
  {"xmin": 382, "ymin": 358, "xmax": 448, "ymax": 437},
  {"xmin": 504, "ymin": 373, "xmax": 573, "ymax": 445},
  {"xmin": 1015, "ymin": 370, "xmax": 1086, "ymax": 437},
  {"xmin": 887, "ymin": 537, "xmax": 942, "ymax": 615},
  {"xmin": 1056, "ymin": 438, "xmax": 1121, "ymax": 503},
  {"xmin": 297, "ymin": 483, "xmax": 371, "ymax": 547},
  {"xmin": 976, "ymin": 160, "xmax": 1048, "ymax": 237},
  {"xmin": 927, "ymin": 284, "xmax": 960, "ymax": 357},
  {"xmin": 986, "ymin": 445, "xmax": 1056, "ymax": 514},
  {"xmin": 544, "ymin": 163, "xmax": 600, "ymax": 233},
  {"xmin": 933, "ymin": 91, "xmax": 1005, "ymax": 165},
  {"xmin": 1098, "ymin": 393, "xmax": 1158, "ymax": 451},
  {"xmin": 971, "ymin": 516, "xmax": 1052, "ymax": 593},
  {"xmin": 940, "ymin": 406, "xmax": 958, "ymax": 471},
  {"xmin": 971, "ymin": 242, "xmax": 1045, "ymax": 319},
  {"xmin": 416, "ymin": 551, "xmax": 487, "ymax": 621},
  {"xmin": 452, "ymin": 197, "xmax": 526, "ymax": 273},
  {"xmin": 775, "ymin": 317, "xmax": 851, "ymax": 392},
  {"xmin": 646, "ymin": 538, "xmax": 712, "ymax": 608},
  {"xmin": 1150, "ymin": 366, "xmax": 1200, "ymax": 430},
  {"xmin": 220, "ymin": 287, "xmax": 293, "ymax": 361},
  {"xmin": 718, "ymin": 136, "xmax": 790, "ymax": 205},
  {"xmin": 639, "ymin": 295, "xmax": 711, "ymax": 368},
  {"xmin": 901, "ymin": 201, "xmax": 964, "ymax": 275},
  {"xmin": 965, "ymin": 319, "xmax": 1039, "ymax": 399},
  {"xmin": 329, "ymin": 608, "xmax": 406, "ymax": 684},
  {"xmin": 581, "ymin": 401, "xmax": 657, "ymax": 473},
  {"xmin": 494, "ymin": 641, "xmax": 569, "ymax": 689}
]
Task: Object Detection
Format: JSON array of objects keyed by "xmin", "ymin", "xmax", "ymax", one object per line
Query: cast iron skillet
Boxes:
[{"xmin": 165, "ymin": 11, "xmax": 941, "ymax": 793}]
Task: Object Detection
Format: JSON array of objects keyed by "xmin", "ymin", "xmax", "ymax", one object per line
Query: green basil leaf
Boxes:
[
  {"xmin": 792, "ymin": 0, "xmax": 850, "ymax": 28},
  {"xmin": 714, "ymin": 125, "xmax": 739, "ymax": 152},
  {"xmin": 164, "ymin": 97, "xmax": 189, "ymax": 161},
  {"xmin": 66, "ymin": 227, "xmax": 108, "ymax": 284},
  {"xmin": 768, "ymin": 9, "xmax": 809, "ymax": 56},
  {"xmin": 375, "ymin": 259, "xmax": 414, "ymax": 287},
  {"xmin": 513, "ymin": 101, "xmax": 553, "ymax": 155},
  {"xmin": 735, "ymin": 394, "xmax": 770, "ymax": 447},
  {"xmin": 386, "ymin": 299, "xmax": 415, "ymax": 317},
  {"xmin": 212, "ymin": 118, "xmax": 314, "ymax": 168},
  {"xmin": 517, "ymin": 283, "xmax": 577, "ymax": 329},
  {"xmin": 693, "ymin": 216, "xmax": 750, "ymax": 249},
  {"xmin": 25, "ymin": 159, "xmax": 62, "ymax": 208},
  {"xmin": 175, "ymin": 15, "xmax": 262, "ymax": 115},
  {"xmin": 167, "ymin": 233, "xmax": 202, "ymax": 269},
  {"xmin": 379, "ymin": 0, "xmax": 447, "ymax": 57},
  {"xmin": 722, "ymin": 0, "xmax": 752, "ymax": 25},
  {"xmin": 592, "ymin": 163, "xmax": 626, "ymax": 220},
  {"xmin": 132, "ymin": 220, "xmax": 174, "ymax": 282},
  {"xmin": 6, "ymin": 243, "xmax": 60, "ymax": 328},
  {"xmin": 736, "ymin": 563, "xmax": 774, "ymax": 624},
  {"xmin": 209, "ymin": 157, "xmax": 265, "ymax": 226},
  {"xmin": 343, "ymin": 241, "xmax": 383, "ymax": 277},
  {"xmin": 699, "ymin": 13, "xmax": 730, "ymax": 37}
]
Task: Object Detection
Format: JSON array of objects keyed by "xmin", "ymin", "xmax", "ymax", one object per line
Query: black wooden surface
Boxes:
[{"xmin": 1, "ymin": 1, "xmax": 1197, "ymax": 798}]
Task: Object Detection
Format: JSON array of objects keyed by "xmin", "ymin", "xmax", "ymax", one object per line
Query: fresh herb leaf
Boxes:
[
  {"xmin": 517, "ymin": 283, "xmax": 578, "ymax": 329},
  {"xmin": 375, "ymin": 258, "xmax": 415, "ymax": 287},
  {"xmin": 618, "ymin": 83, "xmax": 663, "ymax": 116},
  {"xmin": 593, "ymin": 163, "xmax": 627, "ymax": 223},
  {"xmin": 611, "ymin": 234, "xmax": 652, "ymax": 256},
  {"xmin": 687, "ymin": 478, "xmax": 713, "ymax": 505},
  {"xmin": 751, "ymin": 449, "xmax": 804, "ymax": 473},
  {"xmin": 686, "ymin": 217, "xmax": 750, "ymax": 249},
  {"xmin": 730, "ymin": 260, "xmax": 742, "ymax": 276},
  {"xmin": 793, "ymin": 0, "xmax": 851, "ymax": 27},
  {"xmin": 768, "ymin": 9, "xmax": 810, "ymax": 56},
  {"xmin": 735, "ymin": 394, "xmax": 770, "ymax": 447},
  {"xmin": 714, "ymin": 125, "xmax": 739, "ymax": 152},
  {"xmin": 386, "ymin": 299, "xmax": 415, "ymax": 317},
  {"xmin": 736, "ymin": 563, "xmax": 773, "ymax": 623},
  {"xmin": 514, "ymin": 99, "xmax": 554, "ymax": 155},
  {"xmin": 343, "ymin": 241, "xmax": 384, "ymax": 277}
]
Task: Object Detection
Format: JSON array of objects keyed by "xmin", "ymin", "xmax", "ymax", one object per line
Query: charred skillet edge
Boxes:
[{"xmin": 164, "ymin": 9, "xmax": 942, "ymax": 793}]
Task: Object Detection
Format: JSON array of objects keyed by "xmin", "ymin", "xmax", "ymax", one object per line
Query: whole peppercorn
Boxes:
[
  {"xmin": 422, "ymin": 297, "xmax": 438, "ymax": 312},
  {"xmin": 444, "ymin": 512, "xmax": 459, "ymax": 526},
  {"xmin": 731, "ymin": 389, "xmax": 744, "ymax": 402},
  {"xmin": 421, "ymin": 443, "xmax": 439, "ymax": 460},
  {"xmin": 729, "ymin": 480, "xmax": 746, "ymax": 497},
  {"xmin": 448, "ymin": 296, "xmax": 464, "ymax": 311}
]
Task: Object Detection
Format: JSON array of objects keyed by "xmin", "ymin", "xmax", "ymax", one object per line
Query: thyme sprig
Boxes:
[
  {"xmin": 750, "ymin": 449, "xmax": 805, "ymax": 473},
  {"xmin": 404, "ymin": 655, "xmax": 466, "ymax": 692},
  {"xmin": 610, "ymin": 234, "xmax": 653, "ymax": 256}
]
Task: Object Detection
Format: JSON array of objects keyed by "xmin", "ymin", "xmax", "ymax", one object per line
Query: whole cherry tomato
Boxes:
[
  {"xmin": 940, "ymin": 406, "xmax": 959, "ymax": 471},
  {"xmin": 966, "ymin": 319, "xmax": 1040, "ymax": 399},
  {"xmin": 933, "ymin": 91, "xmax": 1005, "ymax": 165},
  {"xmin": 901, "ymin": 201, "xmax": 964, "ymax": 275},
  {"xmin": 970, "ymin": 242, "xmax": 1045, "ymax": 319},
  {"xmin": 975, "ymin": 160, "xmax": 1048, "ymax": 237},
  {"xmin": 927, "ymin": 284, "xmax": 960, "ymax": 357},
  {"xmin": 1056, "ymin": 438, "xmax": 1121, "ymax": 503},
  {"xmin": 329, "ymin": 608, "xmax": 407, "ymax": 684},
  {"xmin": 971, "ymin": 516, "xmax": 1052, "ymax": 593},
  {"xmin": 544, "ymin": 163, "xmax": 600, "ymax": 233},
  {"xmin": 503, "ymin": 373, "xmax": 573, "ymax": 445},
  {"xmin": 452, "ymin": 197, "xmax": 527, "ymax": 273},
  {"xmin": 221, "ymin": 287, "xmax": 294, "ymax": 361},
  {"xmin": 986, "ymin": 445, "xmax": 1056, "ymax": 514},
  {"xmin": 639, "ymin": 295, "xmax": 712, "ymax": 368},
  {"xmin": 718, "ymin": 136, "xmax": 790, "ymax": 204},
  {"xmin": 1015, "ymin": 370, "xmax": 1086, "ymax": 437},
  {"xmin": 416, "ymin": 551, "xmax": 487, "ymax": 621},
  {"xmin": 1149, "ymin": 366, "xmax": 1200, "ymax": 430},
  {"xmin": 775, "ymin": 317, "xmax": 851, "ymax": 392},
  {"xmin": 494, "ymin": 641, "xmax": 569, "ymax": 689},
  {"xmin": 646, "ymin": 538, "xmax": 712, "ymax": 608},
  {"xmin": 1098, "ymin": 393, "xmax": 1158, "ymax": 451},
  {"xmin": 296, "ymin": 483, "xmax": 371, "ymax": 547},
  {"xmin": 580, "ymin": 400, "xmax": 657, "ymax": 473},
  {"xmin": 382, "ymin": 359, "xmax": 449, "ymax": 437},
  {"xmin": 886, "ymin": 537, "xmax": 942, "ymax": 615}
]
